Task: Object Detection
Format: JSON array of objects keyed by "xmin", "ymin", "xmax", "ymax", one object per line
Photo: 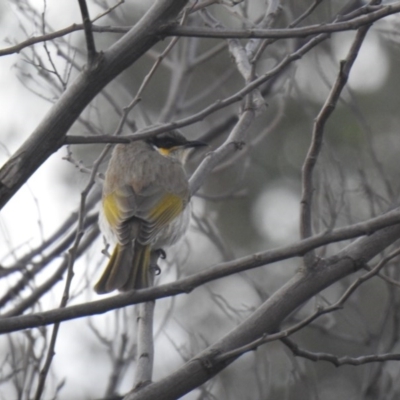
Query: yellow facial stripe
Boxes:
[
  {"xmin": 149, "ymin": 193, "xmax": 183, "ymax": 222},
  {"xmin": 103, "ymin": 193, "xmax": 120, "ymax": 228},
  {"xmin": 158, "ymin": 147, "xmax": 171, "ymax": 156}
]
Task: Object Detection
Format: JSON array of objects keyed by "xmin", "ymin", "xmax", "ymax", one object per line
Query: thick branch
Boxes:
[
  {"xmin": 127, "ymin": 217, "xmax": 400, "ymax": 400},
  {"xmin": 2, "ymin": 207, "xmax": 400, "ymax": 334},
  {"xmin": 0, "ymin": 0, "xmax": 189, "ymax": 210}
]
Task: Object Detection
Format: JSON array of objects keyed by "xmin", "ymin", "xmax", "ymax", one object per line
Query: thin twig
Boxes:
[
  {"xmin": 214, "ymin": 305, "xmax": 329, "ymax": 363},
  {"xmin": 1, "ymin": 3, "xmax": 398, "ymax": 58},
  {"xmin": 215, "ymin": 246, "xmax": 400, "ymax": 363},
  {"xmin": 251, "ymin": 0, "xmax": 323, "ymax": 62},
  {"xmin": 281, "ymin": 337, "xmax": 400, "ymax": 366},
  {"xmin": 0, "ymin": 191, "xmax": 98, "ymax": 279},
  {"xmin": 167, "ymin": 4, "xmax": 391, "ymax": 38},
  {"xmin": 289, "ymin": 0, "xmax": 325, "ymax": 28},
  {"xmin": 300, "ymin": 21, "xmax": 372, "ymax": 267},
  {"xmin": 4, "ymin": 224, "xmax": 99, "ymax": 317},
  {"xmin": 158, "ymin": 4, "xmax": 198, "ymax": 121},
  {"xmin": 78, "ymin": 0, "xmax": 97, "ymax": 64},
  {"xmin": 65, "ymin": 32, "xmax": 328, "ymax": 148},
  {"xmin": 92, "ymin": 0, "xmax": 125, "ymax": 23},
  {"xmin": 189, "ymin": 108, "xmax": 255, "ymax": 195},
  {"xmin": 33, "ymin": 141, "xmax": 107, "ymax": 399},
  {"xmin": 200, "ymin": 8, "xmax": 266, "ymax": 114},
  {"xmin": 0, "ymin": 213, "xmax": 99, "ymax": 311}
]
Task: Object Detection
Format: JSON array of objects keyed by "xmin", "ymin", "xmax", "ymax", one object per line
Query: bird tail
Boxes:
[
  {"xmin": 94, "ymin": 243, "xmax": 133, "ymax": 294},
  {"xmin": 121, "ymin": 242, "xmax": 151, "ymax": 291},
  {"xmin": 94, "ymin": 242, "xmax": 151, "ymax": 294}
]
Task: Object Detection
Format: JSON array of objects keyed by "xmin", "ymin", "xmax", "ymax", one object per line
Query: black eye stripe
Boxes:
[
  {"xmin": 148, "ymin": 132, "xmax": 187, "ymax": 149},
  {"xmin": 153, "ymin": 139, "xmax": 174, "ymax": 148}
]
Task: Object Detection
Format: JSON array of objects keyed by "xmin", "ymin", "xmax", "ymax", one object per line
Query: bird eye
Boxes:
[{"xmin": 159, "ymin": 139, "xmax": 175, "ymax": 148}]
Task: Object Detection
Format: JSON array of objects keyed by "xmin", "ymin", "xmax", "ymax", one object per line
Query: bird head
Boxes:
[{"xmin": 149, "ymin": 131, "xmax": 207, "ymax": 164}]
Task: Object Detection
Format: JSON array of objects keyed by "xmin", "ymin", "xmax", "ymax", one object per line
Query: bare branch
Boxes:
[
  {"xmin": 132, "ymin": 256, "xmax": 157, "ymax": 394},
  {"xmin": 0, "ymin": 0, "xmax": 190, "ymax": 209},
  {"xmin": 1, "ymin": 215, "xmax": 99, "ymax": 315},
  {"xmin": 125, "ymin": 220, "xmax": 400, "ymax": 399},
  {"xmin": 190, "ymin": 109, "xmax": 255, "ymax": 195},
  {"xmin": 166, "ymin": 4, "xmax": 398, "ymax": 39},
  {"xmin": 300, "ymin": 20, "xmax": 372, "ymax": 266},
  {"xmin": 281, "ymin": 337, "xmax": 400, "ymax": 366},
  {"xmin": 1, "ymin": 3, "xmax": 397, "ymax": 59},
  {"xmin": 212, "ymin": 246, "xmax": 400, "ymax": 362},
  {"xmin": 133, "ymin": 301, "xmax": 155, "ymax": 391},
  {"xmin": 78, "ymin": 0, "xmax": 97, "ymax": 64},
  {"xmin": 2, "ymin": 206, "xmax": 400, "ymax": 334}
]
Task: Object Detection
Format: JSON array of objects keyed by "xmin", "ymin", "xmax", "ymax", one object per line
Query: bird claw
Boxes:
[
  {"xmin": 151, "ymin": 265, "xmax": 161, "ymax": 276},
  {"xmin": 155, "ymin": 248, "xmax": 166, "ymax": 259}
]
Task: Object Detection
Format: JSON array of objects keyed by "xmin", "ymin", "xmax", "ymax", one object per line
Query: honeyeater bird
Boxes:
[{"xmin": 94, "ymin": 131, "xmax": 206, "ymax": 294}]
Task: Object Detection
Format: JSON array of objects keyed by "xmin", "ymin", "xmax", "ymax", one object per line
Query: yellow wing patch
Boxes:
[
  {"xmin": 103, "ymin": 193, "xmax": 121, "ymax": 229},
  {"xmin": 149, "ymin": 193, "xmax": 183, "ymax": 227}
]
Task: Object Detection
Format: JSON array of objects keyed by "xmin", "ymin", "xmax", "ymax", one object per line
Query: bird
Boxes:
[{"xmin": 94, "ymin": 130, "xmax": 206, "ymax": 294}]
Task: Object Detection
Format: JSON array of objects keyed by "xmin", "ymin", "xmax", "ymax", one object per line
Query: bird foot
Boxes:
[
  {"xmin": 151, "ymin": 265, "xmax": 161, "ymax": 276},
  {"xmin": 155, "ymin": 248, "xmax": 166, "ymax": 259}
]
